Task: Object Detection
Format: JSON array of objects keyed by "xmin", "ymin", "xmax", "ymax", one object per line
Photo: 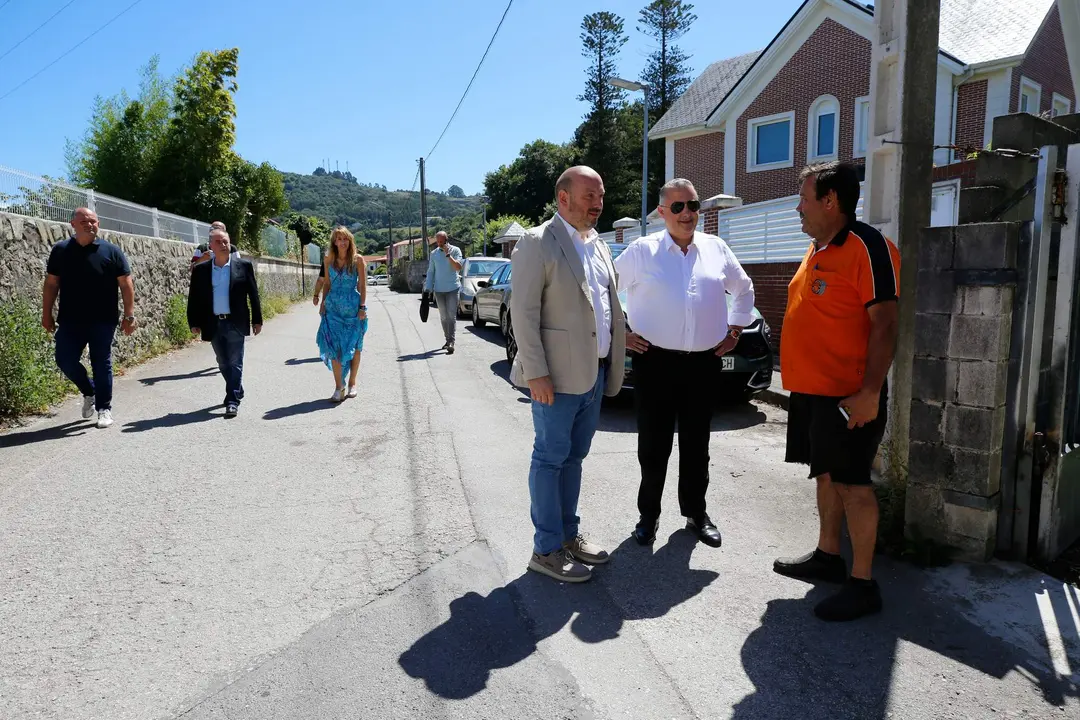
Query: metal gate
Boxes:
[{"xmin": 1002, "ymin": 144, "xmax": 1080, "ymax": 562}]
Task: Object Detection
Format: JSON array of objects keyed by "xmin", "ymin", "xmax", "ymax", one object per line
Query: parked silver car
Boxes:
[{"xmin": 457, "ymin": 256, "xmax": 509, "ymax": 317}]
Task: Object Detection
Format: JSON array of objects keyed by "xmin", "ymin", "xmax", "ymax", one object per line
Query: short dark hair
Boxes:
[{"xmin": 799, "ymin": 161, "xmax": 861, "ymax": 219}]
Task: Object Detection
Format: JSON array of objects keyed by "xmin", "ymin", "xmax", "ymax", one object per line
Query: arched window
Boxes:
[{"xmin": 808, "ymin": 95, "xmax": 840, "ymax": 161}]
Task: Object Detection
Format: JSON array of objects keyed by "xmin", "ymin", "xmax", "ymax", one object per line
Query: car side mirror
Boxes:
[{"xmin": 477, "ymin": 281, "xmax": 490, "ymax": 288}]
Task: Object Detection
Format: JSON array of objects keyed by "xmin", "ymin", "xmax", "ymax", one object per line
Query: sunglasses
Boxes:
[{"xmin": 664, "ymin": 200, "xmax": 701, "ymax": 214}]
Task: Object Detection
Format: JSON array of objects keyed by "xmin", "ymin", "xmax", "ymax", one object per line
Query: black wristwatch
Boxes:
[
  {"xmin": 359, "ymin": 305, "xmax": 367, "ymax": 311},
  {"xmin": 124, "ymin": 315, "xmax": 136, "ymax": 323}
]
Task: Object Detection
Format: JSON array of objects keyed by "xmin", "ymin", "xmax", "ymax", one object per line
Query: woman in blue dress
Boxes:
[{"xmin": 317, "ymin": 227, "xmax": 368, "ymax": 402}]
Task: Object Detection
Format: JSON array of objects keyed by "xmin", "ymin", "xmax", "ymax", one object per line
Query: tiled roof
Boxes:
[
  {"xmin": 650, "ymin": 50, "xmax": 761, "ymax": 137},
  {"xmin": 652, "ymin": 0, "xmax": 1057, "ymax": 136},
  {"xmin": 494, "ymin": 221, "xmax": 527, "ymax": 242},
  {"xmin": 938, "ymin": 0, "xmax": 1054, "ymax": 65}
]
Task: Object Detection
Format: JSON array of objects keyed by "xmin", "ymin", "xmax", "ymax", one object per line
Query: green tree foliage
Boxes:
[
  {"xmin": 577, "ymin": 11, "xmax": 628, "ymax": 231},
  {"xmin": 65, "ymin": 56, "xmax": 173, "ymax": 199},
  {"xmin": 483, "ymin": 140, "xmax": 579, "ymax": 224},
  {"xmin": 447, "ymin": 184, "xmax": 466, "ymax": 198},
  {"xmin": 281, "ymin": 171, "xmax": 483, "ymax": 251},
  {"xmin": 65, "ymin": 50, "xmax": 286, "ymax": 252},
  {"xmin": 638, "ymin": 0, "xmax": 697, "ymax": 208}
]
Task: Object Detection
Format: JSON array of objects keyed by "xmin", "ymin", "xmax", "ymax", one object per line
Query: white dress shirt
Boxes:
[
  {"xmin": 614, "ymin": 229, "xmax": 755, "ymax": 352},
  {"xmin": 557, "ymin": 213, "xmax": 612, "ymax": 359}
]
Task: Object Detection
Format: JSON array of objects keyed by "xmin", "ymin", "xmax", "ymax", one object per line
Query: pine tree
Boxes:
[
  {"xmin": 637, "ymin": 0, "xmax": 697, "ymax": 116},
  {"xmin": 638, "ymin": 0, "xmax": 697, "ymax": 208},
  {"xmin": 577, "ymin": 11, "xmax": 629, "ymax": 231}
]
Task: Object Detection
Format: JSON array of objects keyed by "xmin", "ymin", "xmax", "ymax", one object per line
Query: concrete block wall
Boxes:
[
  {"xmin": 906, "ymin": 222, "xmax": 1019, "ymax": 560},
  {"xmin": 0, "ymin": 211, "xmax": 318, "ymax": 366}
]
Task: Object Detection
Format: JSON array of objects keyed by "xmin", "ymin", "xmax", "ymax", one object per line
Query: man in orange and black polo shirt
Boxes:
[{"xmin": 773, "ymin": 161, "xmax": 900, "ymax": 622}]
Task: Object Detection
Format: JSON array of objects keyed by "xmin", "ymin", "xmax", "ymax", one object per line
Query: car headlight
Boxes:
[{"xmin": 762, "ymin": 321, "xmax": 771, "ymax": 338}]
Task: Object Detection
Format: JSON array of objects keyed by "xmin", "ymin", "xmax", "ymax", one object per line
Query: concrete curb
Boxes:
[{"xmin": 755, "ymin": 387, "xmax": 789, "ymax": 410}]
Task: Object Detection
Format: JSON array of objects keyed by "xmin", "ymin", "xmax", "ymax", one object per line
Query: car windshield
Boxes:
[{"xmin": 466, "ymin": 260, "xmax": 507, "ymax": 277}]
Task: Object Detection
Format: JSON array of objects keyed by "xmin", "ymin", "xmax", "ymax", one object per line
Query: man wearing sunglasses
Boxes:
[{"xmin": 613, "ymin": 178, "xmax": 755, "ymax": 549}]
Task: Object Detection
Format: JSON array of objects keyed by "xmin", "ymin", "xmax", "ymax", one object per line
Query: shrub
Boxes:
[
  {"xmin": 0, "ymin": 300, "xmax": 71, "ymax": 417},
  {"xmin": 164, "ymin": 294, "xmax": 193, "ymax": 346}
]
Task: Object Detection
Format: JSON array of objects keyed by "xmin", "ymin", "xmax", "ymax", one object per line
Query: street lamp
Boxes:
[
  {"xmin": 608, "ymin": 77, "xmax": 651, "ymax": 238},
  {"xmin": 479, "ymin": 195, "xmax": 490, "ymax": 256}
]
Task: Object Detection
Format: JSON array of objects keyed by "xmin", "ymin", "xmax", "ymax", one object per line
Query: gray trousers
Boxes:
[{"xmin": 433, "ymin": 290, "xmax": 459, "ymax": 344}]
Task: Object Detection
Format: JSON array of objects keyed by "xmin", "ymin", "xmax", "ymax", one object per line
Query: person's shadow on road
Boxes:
[
  {"xmin": 263, "ymin": 399, "xmax": 341, "ymax": 420},
  {"xmin": 399, "ymin": 530, "xmax": 717, "ymax": 699},
  {"xmin": 0, "ymin": 419, "xmax": 92, "ymax": 448},
  {"xmin": 121, "ymin": 405, "xmax": 220, "ymax": 433},
  {"xmin": 139, "ymin": 367, "xmax": 217, "ymax": 386},
  {"xmin": 732, "ymin": 567, "xmax": 1080, "ymax": 719},
  {"xmin": 398, "ymin": 350, "xmax": 443, "ymax": 362}
]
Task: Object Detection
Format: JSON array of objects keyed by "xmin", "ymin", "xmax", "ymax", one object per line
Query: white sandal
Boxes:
[
  {"xmin": 330, "ymin": 387, "xmax": 344, "ymax": 403},
  {"xmin": 346, "ymin": 386, "xmax": 358, "ymax": 398}
]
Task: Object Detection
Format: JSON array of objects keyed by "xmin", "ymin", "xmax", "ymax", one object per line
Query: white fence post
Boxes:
[
  {"xmin": 152, "ymin": 208, "xmax": 160, "ymax": 237},
  {"xmin": 86, "ymin": 190, "xmax": 96, "ymax": 213}
]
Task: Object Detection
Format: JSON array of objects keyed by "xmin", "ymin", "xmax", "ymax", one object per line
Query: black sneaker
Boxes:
[
  {"xmin": 773, "ymin": 548, "xmax": 847, "ymax": 583},
  {"xmin": 446, "ymin": 344, "xmax": 455, "ymax": 355},
  {"xmin": 814, "ymin": 578, "xmax": 882, "ymax": 621}
]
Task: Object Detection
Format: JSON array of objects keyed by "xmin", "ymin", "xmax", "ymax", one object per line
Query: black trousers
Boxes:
[{"xmin": 632, "ymin": 346, "xmax": 716, "ymax": 522}]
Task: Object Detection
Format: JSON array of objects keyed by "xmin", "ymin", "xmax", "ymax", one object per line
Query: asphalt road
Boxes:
[{"xmin": 2, "ymin": 286, "xmax": 1077, "ymax": 719}]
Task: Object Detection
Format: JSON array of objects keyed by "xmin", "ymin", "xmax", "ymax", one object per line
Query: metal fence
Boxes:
[{"xmin": 0, "ymin": 165, "xmax": 213, "ymax": 245}]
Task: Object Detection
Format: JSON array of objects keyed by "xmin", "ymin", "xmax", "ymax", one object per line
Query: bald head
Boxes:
[
  {"xmin": 71, "ymin": 207, "xmax": 99, "ymax": 245},
  {"xmin": 555, "ymin": 166, "xmax": 604, "ymax": 232},
  {"xmin": 435, "ymin": 230, "xmax": 449, "ymax": 250}
]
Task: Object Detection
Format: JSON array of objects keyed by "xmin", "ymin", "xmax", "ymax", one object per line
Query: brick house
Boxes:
[{"xmin": 649, "ymin": 0, "xmax": 1073, "ymax": 350}]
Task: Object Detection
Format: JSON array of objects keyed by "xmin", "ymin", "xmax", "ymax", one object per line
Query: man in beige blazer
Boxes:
[{"xmin": 510, "ymin": 165, "xmax": 626, "ymax": 583}]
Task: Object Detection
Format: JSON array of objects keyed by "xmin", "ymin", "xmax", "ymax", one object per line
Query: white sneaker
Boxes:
[
  {"xmin": 96, "ymin": 410, "xmax": 113, "ymax": 428},
  {"xmin": 330, "ymin": 388, "xmax": 344, "ymax": 403},
  {"xmin": 82, "ymin": 396, "xmax": 95, "ymax": 419},
  {"xmin": 346, "ymin": 386, "xmax": 358, "ymax": 399}
]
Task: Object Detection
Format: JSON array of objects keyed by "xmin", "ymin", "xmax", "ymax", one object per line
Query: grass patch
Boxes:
[
  {"xmin": 0, "ymin": 300, "xmax": 72, "ymax": 417},
  {"xmin": 164, "ymin": 294, "xmax": 193, "ymax": 346}
]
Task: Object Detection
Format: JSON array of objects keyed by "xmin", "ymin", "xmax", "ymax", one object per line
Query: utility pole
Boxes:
[
  {"xmin": 480, "ymin": 195, "xmax": 490, "ymax": 256},
  {"xmin": 863, "ymin": 0, "xmax": 941, "ymax": 484},
  {"xmin": 419, "ymin": 157, "xmax": 430, "ymax": 260},
  {"xmin": 387, "ymin": 211, "xmax": 393, "ymax": 271}
]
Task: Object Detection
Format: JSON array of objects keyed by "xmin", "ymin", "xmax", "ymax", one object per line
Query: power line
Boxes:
[
  {"xmin": 423, "ymin": 0, "xmax": 513, "ymax": 161},
  {"xmin": 0, "ymin": 1, "xmax": 14, "ymax": 12},
  {"xmin": 0, "ymin": 0, "xmax": 145, "ymax": 104},
  {"xmin": 0, "ymin": 0, "xmax": 80, "ymax": 63}
]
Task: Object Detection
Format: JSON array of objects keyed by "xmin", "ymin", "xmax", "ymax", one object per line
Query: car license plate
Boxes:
[{"xmin": 721, "ymin": 356, "xmax": 734, "ymax": 371}]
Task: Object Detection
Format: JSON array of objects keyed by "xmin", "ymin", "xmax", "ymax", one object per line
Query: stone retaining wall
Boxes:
[{"xmin": 0, "ymin": 212, "xmax": 319, "ymax": 365}]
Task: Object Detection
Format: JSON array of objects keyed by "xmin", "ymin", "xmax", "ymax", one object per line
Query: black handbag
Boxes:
[{"xmin": 419, "ymin": 291, "xmax": 431, "ymax": 322}]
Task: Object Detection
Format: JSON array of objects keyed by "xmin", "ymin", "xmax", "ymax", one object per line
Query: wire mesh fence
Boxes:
[{"xmin": 0, "ymin": 164, "xmax": 212, "ymax": 245}]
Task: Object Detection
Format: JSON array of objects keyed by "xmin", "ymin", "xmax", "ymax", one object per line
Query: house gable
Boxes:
[
  {"xmin": 732, "ymin": 17, "xmax": 872, "ymax": 204},
  {"xmin": 1009, "ymin": 4, "xmax": 1074, "ymax": 115}
]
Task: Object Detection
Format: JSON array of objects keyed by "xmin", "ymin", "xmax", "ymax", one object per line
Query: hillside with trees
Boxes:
[{"xmin": 282, "ymin": 170, "xmax": 486, "ymax": 253}]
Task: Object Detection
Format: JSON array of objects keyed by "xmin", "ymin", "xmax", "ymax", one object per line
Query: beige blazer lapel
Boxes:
[{"xmin": 548, "ymin": 215, "xmax": 592, "ymax": 307}]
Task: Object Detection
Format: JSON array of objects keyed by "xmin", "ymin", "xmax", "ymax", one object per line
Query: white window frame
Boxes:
[
  {"xmin": 807, "ymin": 95, "xmax": 840, "ymax": 162},
  {"xmin": 747, "ymin": 111, "xmax": 795, "ymax": 172},
  {"xmin": 1053, "ymin": 92, "xmax": 1072, "ymax": 117},
  {"xmin": 853, "ymin": 95, "xmax": 871, "ymax": 159},
  {"xmin": 1019, "ymin": 76, "xmax": 1042, "ymax": 114}
]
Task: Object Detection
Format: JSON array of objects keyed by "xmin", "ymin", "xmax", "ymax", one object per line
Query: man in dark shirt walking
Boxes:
[{"xmin": 42, "ymin": 208, "xmax": 137, "ymax": 429}]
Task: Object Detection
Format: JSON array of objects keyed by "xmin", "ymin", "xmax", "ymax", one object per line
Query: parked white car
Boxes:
[{"xmin": 457, "ymin": 257, "xmax": 509, "ymax": 317}]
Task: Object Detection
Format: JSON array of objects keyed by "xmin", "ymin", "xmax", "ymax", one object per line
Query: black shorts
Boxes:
[{"xmin": 784, "ymin": 385, "xmax": 888, "ymax": 486}]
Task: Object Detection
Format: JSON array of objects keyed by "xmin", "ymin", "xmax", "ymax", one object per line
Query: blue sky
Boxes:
[{"xmin": 0, "ymin": 0, "xmax": 803, "ymax": 195}]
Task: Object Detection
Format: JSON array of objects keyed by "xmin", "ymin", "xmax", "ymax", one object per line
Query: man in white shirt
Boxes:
[{"xmin": 614, "ymin": 178, "xmax": 755, "ymax": 548}]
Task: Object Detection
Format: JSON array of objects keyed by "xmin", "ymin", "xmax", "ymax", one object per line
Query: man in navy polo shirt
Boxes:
[{"xmin": 42, "ymin": 207, "xmax": 137, "ymax": 429}]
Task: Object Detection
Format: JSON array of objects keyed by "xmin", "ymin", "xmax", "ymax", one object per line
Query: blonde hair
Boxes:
[{"xmin": 326, "ymin": 226, "xmax": 358, "ymax": 271}]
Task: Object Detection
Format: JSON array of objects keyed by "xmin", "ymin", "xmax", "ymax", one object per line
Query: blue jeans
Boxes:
[
  {"xmin": 210, "ymin": 320, "xmax": 246, "ymax": 405},
  {"xmin": 528, "ymin": 364, "xmax": 607, "ymax": 555},
  {"xmin": 54, "ymin": 322, "xmax": 117, "ymax": 411}
]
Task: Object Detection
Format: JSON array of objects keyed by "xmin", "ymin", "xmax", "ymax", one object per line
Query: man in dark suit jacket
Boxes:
[{"xmin": 187, "ymin": 229, "xmax": 263, "ymax": 417}]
